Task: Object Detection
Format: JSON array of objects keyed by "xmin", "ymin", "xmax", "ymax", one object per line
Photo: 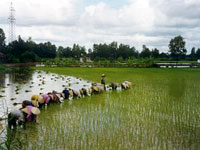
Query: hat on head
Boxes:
[
  {"xmin": 31, "ymin": 95, "xmax": 38, "ymax": 101},
  {"xmin": 31, "ymin": 100, "xmax": 39, "ymax": 107},
  {"xmin": 101, "ymin": 74, "xmax": 105, "ymax": 77},
  {"xmin": 21, "ymin": 108, "xmax": 29, "ymax": 114},
  {"xmin": 61, "ymin": 93, "xmax": 65, "ymax": 98},
  {"xmin": 56, "ymin": 94, "xmax": 61, "ymax": 99},
  {"xmin": 93, "ymin": 86, "xmax": 99, "ymax": 92},
  {"xmin": 31, "ymin": 107, "xmax": 40, "ymax": 115},
  {"xmin": 38, "ymin": 95, "xmax": 44, "ymax": 103},
  {"xmin": 69, "ymin": 89, "xmax": 73, "ymax": 96}
]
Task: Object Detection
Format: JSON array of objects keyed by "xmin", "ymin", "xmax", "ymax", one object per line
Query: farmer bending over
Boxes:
[{"xmin": 21, "ymin": 106, "xmax": 40, "ymax": 122}]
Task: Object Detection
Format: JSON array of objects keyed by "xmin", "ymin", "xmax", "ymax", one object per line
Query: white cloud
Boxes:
[
  {"xmin": 0, "ymin": 0, "xmax": 199, "ymax": 52},
  {"xmin": 16, "ymin": 0, "xmax": 79, "ymax": 26}
]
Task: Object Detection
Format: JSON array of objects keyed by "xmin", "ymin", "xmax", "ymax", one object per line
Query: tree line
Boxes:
[{"xmin": 0, "ymin": 28, "xmax": 200, "ymax": 63}]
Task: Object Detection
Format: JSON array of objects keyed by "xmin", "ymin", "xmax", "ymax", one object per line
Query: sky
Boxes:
[{"xmin": 0, "ymin": 0, "xmax": 199, "ymax": 53}]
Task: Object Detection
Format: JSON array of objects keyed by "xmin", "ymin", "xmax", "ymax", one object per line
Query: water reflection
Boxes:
[
  {"xmin": 10, "ymin": 67, "xmax": 33, "ymax": 84},
  {"xmin": 0, "ymin": 67, "xmax": 92, "ymax": 118},
  {"xmin": 0, "ymin": 72, "xmax": 5, "ymax": 88},
  {"xmin": 0, "ymin": 67, "xmax": 33, "ymax": 87}
]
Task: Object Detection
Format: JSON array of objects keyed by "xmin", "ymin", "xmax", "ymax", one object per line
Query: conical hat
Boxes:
[
  {"xmin": 73, "ymin": 90, "xmax": 78, "ymax": 95},
  {"xmin": 31, "ymin": 95, "xmax": 38, "ymax": 101},
  {"xmin": 56, "ymin": 94, "xmax": 61, "ymax": 99},
  {"xmin": 80, "ymin": 89, "xmax": 84, "ymax": 95},
  {"xmin": 61, "ymin": 93, "xmax": 65, "ymax": 98},
  {"xmin": 21, "ymin": 108, "xmax": 29, "ymax": 114},
  {"xmin": 38, "ymin": 95, "xmax": 44, "ymax": 103},
  {"xmin": 93, "ymin": 86, "xmax": 99, "ymax": 92},
  {"xmin": 32, "ymin": 100, "xmax": 39, "ymax": 107},
  {"xmin": 31, "ymin": 107, "xmax": 40, "ymax": 115},
  {"xmin": 69, "ymin": 90, "xmax": 73, "ymax": 96},
  {"xmin": 49, "ymin": 94, "xmax": 54, "ymax": 100}
]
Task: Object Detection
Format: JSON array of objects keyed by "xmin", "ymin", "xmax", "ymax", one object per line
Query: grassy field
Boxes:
[
  {"xmin": 36, "ymin": 67, "xmax": 200, "ymax": 82},
  {"xmin": 15, "ymin": 67, "xmax": 200, "ymax": 149}
]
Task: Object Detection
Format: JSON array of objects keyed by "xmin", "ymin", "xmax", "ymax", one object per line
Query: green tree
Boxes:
[
  {"xmin": 72, "ymin": 44, "xmax": 86, "ymax": 59},
  {"xmin": 116, "ymin": 44, "xmax": 138, "ymax": 60},
  {"xmin": 57, "ymin": 46, "xmax": 72, "ymax": 58},
  {"xmin": 0, "ymin": 28, "xmax": 6, "ymax": 49},
  {"xmin": 196, "ymin": 48, "xmax": 200, "ymax": 59},
  {"xmin": 140, "ymin": 45, "xmax": 151, "ymax": 58},
  {"xmin": 117, "ymin": 44, "xmax": 130, "ymax": 59},
  {"xmin": 8, "ymin": 36, "xmax": 28, "ymax": 60},
  {"xmin": 190, "ymin": 47, "xmax": 196, "ymax": 60},
  {"xmin": 159, "ymin": 52, "xmax": 169, "ymax": 59},
  {"xmin": 151, "ymin": 48, "xmax": 160, "ymax": 58},
  {"xmin": 169, "ymin": 35, "xmax": 187, "ymax": 60},
  {"xmin": 37, "ymin": 42, "xmax": 57, "ymax": 58},
  {"xmin": 93, "ymin": 43, "xmax": 110, "ymax": 59},
  {"xmin": 109, "ymin": 41, "xmax": 118, "ymax": 59},
  {"xmin": 21, "ymin": 51, "xmax": 37, "ymax": 63}
]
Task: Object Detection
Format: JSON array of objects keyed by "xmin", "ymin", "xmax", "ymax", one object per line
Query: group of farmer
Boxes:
[{"xmin": 8, "ymin": 74, "xmax": 132, "ymax": 129}]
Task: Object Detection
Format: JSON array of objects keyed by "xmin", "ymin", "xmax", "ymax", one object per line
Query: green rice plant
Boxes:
[
  {"xmin": 0, "ymin": 127, "xmax": 24, "ymax": 150},
  {"xmin": 6, "ymin": 68, "xmax": 200, "ymax": 149},
  {"xmin": 0, "ymin": 102, "xmax": 24, "ymax": 150}
]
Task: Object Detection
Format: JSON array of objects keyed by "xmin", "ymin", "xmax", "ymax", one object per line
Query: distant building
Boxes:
[
  {"xmin": 86, "ymin": 57, "xmax": 92, "ymax": 63},
  {"xmin": 80, "ymin": 57, "xmax": 93, "ymax": 63},
  {"xmin": 197, "ymin": 59, "xmax": 200, "ymax": 63},
  {"xmin": 79, "ymin": 57, "xmax": 83, "ymax": 63}
]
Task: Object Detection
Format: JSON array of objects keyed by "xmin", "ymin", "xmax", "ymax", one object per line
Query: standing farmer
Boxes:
[{"xmin": 101, "ymin": 74, "xmax": 106, "ymax": 90}]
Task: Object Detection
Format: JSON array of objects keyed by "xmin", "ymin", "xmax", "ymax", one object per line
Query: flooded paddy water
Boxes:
[
  {"xmin": 0, "ymin": 67, "xmax": 200, "ymax": 149},
  {"xmin": 0, "ymin": 67, "xmax": 91, "ymax": 121}
]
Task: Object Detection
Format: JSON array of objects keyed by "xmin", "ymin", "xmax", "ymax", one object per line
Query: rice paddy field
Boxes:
[{"xmin": 1, "ymin": 67, "xmax": 200, "ymax": 149}]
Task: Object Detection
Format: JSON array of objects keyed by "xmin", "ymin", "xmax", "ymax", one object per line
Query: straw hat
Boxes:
[
  {"xmin": 93, "ymin": 86, "xmax": 99, "ymax": 92},
  {"xmin": 69, "ymin": 89, "xmax": 73, "ymax": 96},
  {"xmin": 38, "ymin": 95, "xmax": 44, "ymax": 103},
  {"xmin": 61, "ymin": 93, "xmax": 65, "ymax": 98},
  {"xmin": 21, "ymin": 107, "xmax": 40, "ymax": 115},
  {"xmin": 32, "ymin": 95, "xmax": 44, "ymax": 103},
  {"xmin": 101, "ymin": 74, "xmax": 105, "ymax": 77},
  {"xmin": 31, "ymin": 107, "xmax": 40, "ymax": 115},
  {"xmin": 31, "ymin": 95, "xmax": 38, "ymax": 101},
  {"xmin": 56, "ymin": 94, "xmax": 61, "ymax": 99},
  {"xmin": 48, "ymin": 94, "xmax": 54, "ymax": 100},
  {"xmin": 32, "ymin": 100, "xmax": 39, "ymax": 107},
  {"xmin": 21, "ymin": 108, "xmax": 29, "ymax": 114}
]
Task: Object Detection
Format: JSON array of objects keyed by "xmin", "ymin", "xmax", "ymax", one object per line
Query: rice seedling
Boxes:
[{"xmin": 1, "ymin": 67, "xmax": 200, "ymax": 149}]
